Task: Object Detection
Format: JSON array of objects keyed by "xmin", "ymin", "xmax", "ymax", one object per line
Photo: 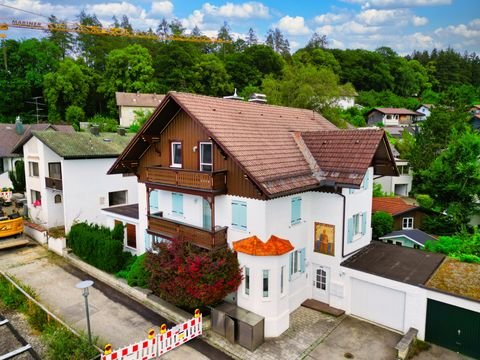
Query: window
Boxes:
[
  {"xmin": 386, "ymin": 114, "xmax": 393, "ymax": 120},
  {"xmin": 353, "ymin": 213, "xmax": 362, "ymax": 235},
  {"xmin": 347, "ymin": 212, "xmax": 367, "ymax": 243},
  {"xmin": 48, "ymin": 162, "xmax": 62, "ymax": 179},
  {"xmin": 413, "ymin": 244, "xmax": 421, "ymax": 249},
  {"xmin": 29, "ymin": 161, "xmax": 39, "ymax": 177},
  {"xmin": 199, "ymin": 142, "xmax": 212, "ymax": 171},
  {"xmin": 172, "ymin": 192, "xmax": 184, "ymax": 216},
  {"xmin": 315, "ymin": 268, "xmax": 327, "ymax": 290},
  {"xmin": 291, "ymin": 197, "xmax": 302, "ymax": 225},
  {"xmin": 262, "ymin": 270, "xmax": 269, "ymax": 298},
  {"xmin": 387, "ymin": 239, "xmax": 393, "ymax": 244},
  {"xmin": 398, "ymin": 165, "xmax": 410, "ymax": 175},
  {"xmin": 231, "ymin": 200, "xmax": 247, "ymax": 231},
  {"xmin": 244, "ymin": 267, "xmax": 250, "ymax": 295},
  {"xmin": 289, "ymin": 248, "xmax": 305, "ymax": 279},
  {"xmin": 54, "ymin": 194, "xmax": 62, "ymax": 204},
  {"xmin": 395, "ymin": 241, "xmax": 402, "ymax": 246},
  {"xmin": 280, "ymin": 265, "xmax": 285, "ymax": 295},
  {"xmin": 31, "ymin": 190, "xmax": 41, "ymax": 206},
  {"xmin": 402, "ymin": 217, "xmax": 414, "ymax": 229},
  {"xmin": 126, "ymin": 223, "xmax": 136, "ymax": 249},
  {"xmin": 171, "ymin": 141, "xmax": 182, "ymax": 168},
  {"xmin": 108, "ymin": 190, "xmax": 127, "ymax": 206}
]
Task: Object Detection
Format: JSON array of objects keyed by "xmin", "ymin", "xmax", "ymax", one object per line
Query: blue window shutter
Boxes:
[
  {"xmin": 363, "ymin": 171, "xmax": 369, "ymax": 190},
  {"xmin": 232, "ymin": 200, "xmax": 247, "ymax": 230},
  {"xmin": 300, "ymin": 248, "xmax": 306, "ymax": 273},
  {"xmin": 144, "ymin": 231, "xmax": 150, "ymax": 250},
  {"xmin": 150, "ymin": 191, "xmax": 158, "ymax": 213},
  {"xmin": 362, "ymin": 212, "xmax": 367, "ymax": 235},
  {"xmin": 289, "ymin": 252, "xmax": 293, "ymax": 281},
  {"xmin": 347, "ymin": 217, "xmax": 354, "ymax": 243},
  {"xmin": 291, "ymin": 197, "xmax": 301, "ymax": 224},
  {"xmin": 172, "ymin": 193, "xmax": 183, "ymax": 215},
  {"xmin": 349, "ymin": 188, "xmax": 354, "ymax": 195}
]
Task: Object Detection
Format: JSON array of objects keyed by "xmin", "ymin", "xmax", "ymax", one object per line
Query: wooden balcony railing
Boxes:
[
  {"xmin": 146, "ymin": 167, "xmax": 227, "ymax": 193},
  {"xmin": 148, "ymin": 214, "xmax": 227, "ymax": 250},
  {"xmin": 45, "ymin": 177, "xmax": 63, "ymax": 190}
]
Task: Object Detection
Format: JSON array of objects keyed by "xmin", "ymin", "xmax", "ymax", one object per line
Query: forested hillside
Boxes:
[{"xmin": 1, "ymin": 14, "xmax": 479, "ymax": 124}]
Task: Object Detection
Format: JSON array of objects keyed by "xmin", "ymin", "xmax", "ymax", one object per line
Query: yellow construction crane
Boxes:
[{"xmin": 0, "ymin": 19, "xmax": 231, "ymax": 43}]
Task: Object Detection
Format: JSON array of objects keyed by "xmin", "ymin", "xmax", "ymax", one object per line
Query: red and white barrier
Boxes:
[{"xmin": 102, "ymin": 313, "xmax": 202, "ymax": 360}]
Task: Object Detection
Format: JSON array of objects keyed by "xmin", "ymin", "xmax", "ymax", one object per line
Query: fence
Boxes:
[{"xmin": 101, "ymin": 311, "xmax": 202, "ymax": 360}]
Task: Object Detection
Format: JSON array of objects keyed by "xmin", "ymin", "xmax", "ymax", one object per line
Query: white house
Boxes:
[
  {"xmin": 16, "ymin": 130, "xmax": 138, "ymax": 235},
  {"xmin": 116, "ymin": 92, "xmax": 164, "ymax": 128},
  {"xmin": 415, "ymin": 104, "xmax": 433, "ymax": 121},
  {"xmin": 331, "ymin": 95, "xmax": 356, "ymax": 110},
  {"xmin": 375, "ymin": 158, "xmax": 412, "ymax": 196}
]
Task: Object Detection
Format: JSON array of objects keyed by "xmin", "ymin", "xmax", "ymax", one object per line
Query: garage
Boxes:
[
  {"xmin": 351, "ymin": 278, "xmax": 406, "ymax": 331},
  {"xmin": 425, "ymin": 299, "xmax": 480, "ymax": 359}
]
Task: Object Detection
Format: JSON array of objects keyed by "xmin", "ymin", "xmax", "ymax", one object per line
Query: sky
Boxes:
[{"xmin": 0, "ymin": 0, "xmax": 479, "ymax": 54}]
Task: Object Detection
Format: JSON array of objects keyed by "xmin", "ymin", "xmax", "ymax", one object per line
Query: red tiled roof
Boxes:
[
  {"xmin": 372, "ymin": 108, "xmax": 421, "ymax": 116},
  {"xmin": 372, "ymin": 197, "xmax": 418, "ymax": 216},
  {"xmin": 233, "ymin": 235, "xmax": 294, "ymax": 256}
]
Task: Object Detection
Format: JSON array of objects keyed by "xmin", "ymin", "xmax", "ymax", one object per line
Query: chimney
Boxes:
[
  {"xmin": 89, "ymin": 124, "xmax": 100, "ymax": 136},
  {"xmin": 223, "ymin": 88, "xmax": 244, "ymax": 101},
  {"xmin": 248, "ymin": 93, "xmax": 267, "ymax": 104},
  {"xmin": 117, "ymin": 127, "xmax": 126, "ymax": 136},
  {"xmin": 15, "ymin": 116, "xmax": 24, "ymax": 135}
]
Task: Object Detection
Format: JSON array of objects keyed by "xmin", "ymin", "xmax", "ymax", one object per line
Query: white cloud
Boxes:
[
  {"xmin": 315, "ymin": 25, "xmax": 334, "ymax": 36},
  {"xmin": 202, "ymin": 2, "xmax": 269, "ymax": 19},
  {"xmin": 357, "ymin": 9, "xmax": 406, "ymax": 26},
  {"xmin": 314, "ymin": 12, "xmax": 351, "ymax": 25},
  {"xmin": 150, "ymin": 1, "xmax": 174, "ymax": 16},
  {"xmin": 412, "ymin": 16, "xmax": 428, "ymax": 26},
  {"xmin": 86, "ymin": 2, "xmax": 145, "ymax": 18},
  {"xmin": 342, "ymin": 0, "xmax": 451, "ymax": 8},
  {"xmin": 277, "ymin": 15, "xmax": 310, "ymax": 36},
  {"xmin": 1, "ymin": 0, "xmax": 78, "ymax": 21},
  {"xmin": 182, "ymin": 10, "xmax": 205, "ymax": 29},
  {"xmin": 435, "ymin": 22, "xmax": 480, "ymax": 39}
]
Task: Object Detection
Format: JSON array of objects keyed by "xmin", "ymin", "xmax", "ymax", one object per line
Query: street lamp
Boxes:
[{"xmin": 75, "ymin": 280, "xmax": 94, "ymax": 343}]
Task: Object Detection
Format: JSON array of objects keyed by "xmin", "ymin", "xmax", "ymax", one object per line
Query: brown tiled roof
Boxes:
[
  {"xmin": 115, "ymin": 92, "xmax": 165, "ymax": 107},
  {"xmin": 1, "ymin": 123, "xmax": 74, "ymax": 157},
  {"xmin": 109, "ymin": 92, "xmax": 398, "ymax": 197},
  {"xmin": 301, "ymin": 129, "xmax": 386, "ymax": 187},
  {"xmin": 371, "ymin": 108, "xmax": 421, "ymax": 116},
  {"xmin": 233, "ymin": 235, "xmax": 294, "ymax": 256},
  {"xmin": 372, "ymin": 197, "xmax": 418, "ymax": 216}
]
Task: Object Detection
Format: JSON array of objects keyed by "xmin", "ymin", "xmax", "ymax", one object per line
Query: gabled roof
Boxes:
[
  {"xmin": 417, "ymin": 104, "xmax": 433, "ymax": 109},
  {"xmin": 31, "ymin": 131, "xmax": 134, "ymax": 159},
  {"xmin": 368, "ymin": 108, "xmax": 422, "ymax": 116},
  {"xmin": 1, "ymin": 123, "xmax": 74, "ymax": 157},
  {"xmin": 380, "ymin": 229, "xmax": 436, "ymax": 246},
  {"xmin": 372, "ymin": 197, "xmax": 419, "ymax": 216},
  {"xmin": 233, "ymin": 235, "xmax": 294, "ymax": 256},
  {"xmin": 115, "ymin": 92, "xmax": 165, "ymax": 107},
  {"xmin": 109, "ymin": 92, "xmax": 398, "ymax": 197}
]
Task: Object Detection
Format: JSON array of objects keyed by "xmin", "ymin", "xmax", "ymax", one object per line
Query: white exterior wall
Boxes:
[
  {"xmin": 332, "ymin": 96, "xmax": 355, "ymax": 110},
  {"xmin": 374, "ymin": 160, "xmax": 412, "ymax": 196},
  {"xmin": 62, "ymin": 158, "xmax": 138, "ymax": 233},
  {"xmin": 416, "ymin": 106, "xmax": 431, "ymax": 121},
  {"xmin": 137, "ymin": 183, "xmax": 148, "ymax": 254},
  {"xmin": 119, "ymin": 106, "xmax": 155, "ymax": 128},
  {"xmin": 103, "ymin": 213, "xmax": 141, "ymax": 254}
]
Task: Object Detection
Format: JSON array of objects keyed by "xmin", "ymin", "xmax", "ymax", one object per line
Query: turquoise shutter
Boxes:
[
  {"xmin": 300, "ymin": 248, "xmax": 306, "ymax": 273},
  {"xmin": 362, "ymin": 212, "xmax": 367, "ymax": 235},
  {"xmin": 150, "ymin": 190, "xmax": 158, "ymax": 214},
  {"xmin": 291, "ymin": 197, "xmax": 301, "ymax": 224},
  {"xmin": 363, "ymin": 171, "xmax": 369, "ymax": 190},
  {"xmin": 232, "ymin": 201, "xmax": 247, "ymax": 230},
  {"xmin": 347, "ymin": 217, "xmax": 353, "ymax": 243},
  {"xmin": 172, "ymin": 193, "xmax": 183, "ymax": 215},
  {"xmin": 144, "ymin": 231, "xmax": 150, "ymax": 250},
  {"xmin": 289, "ymin": 252, "xmax": 293, "ymax": 280},
  {"xmin": 349, "ymin": 188, "xmax": 354, "ymax": 194}
]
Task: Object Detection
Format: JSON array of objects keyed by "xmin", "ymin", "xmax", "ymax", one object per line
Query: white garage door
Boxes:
[{"xmin": 351, "ymin": 278, "xmax": 406, "ymax": 331}]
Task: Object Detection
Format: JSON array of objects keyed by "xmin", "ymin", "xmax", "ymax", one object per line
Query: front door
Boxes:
[
  {"xmin": 202, "ymin": 198, "xmax": 212, "ymax": 230},
  {"xmin": 312, "ymin": 265, "xmax": 329, "ymax": 304}
]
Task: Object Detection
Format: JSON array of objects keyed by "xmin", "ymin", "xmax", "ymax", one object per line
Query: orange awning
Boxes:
[{"xmin": 233, "ymin": 235, "xmax": 294, "ymax": 256}]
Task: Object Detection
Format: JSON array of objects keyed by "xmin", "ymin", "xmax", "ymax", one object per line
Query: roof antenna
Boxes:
[{"xmin": 223, "ymin": 88, "xmax": 244, "ymax": 101}]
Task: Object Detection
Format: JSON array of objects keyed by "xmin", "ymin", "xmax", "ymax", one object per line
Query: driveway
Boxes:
[{"xmin": 0, "ymin": 243, "xmax": 230, "ymax": 360}]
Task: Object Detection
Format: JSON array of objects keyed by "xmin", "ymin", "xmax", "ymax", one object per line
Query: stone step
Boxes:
[{"xmin": 301, "ymin": 299, "xmax": 345, "ymax": 317}]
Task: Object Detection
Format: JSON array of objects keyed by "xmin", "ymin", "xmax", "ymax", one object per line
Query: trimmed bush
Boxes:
[
  {"xmin": 145, "ymin": 237, "xmax": 243, "ymax": 310},
  {"xmin": 68, "ymin": 222, "xmax": 131, "ymax": 273},
  {"xmin": 116, "ymin": 254, "xmax": 151, "ymax": 287},
  {"xmin": 372, "ymin": 211, "xmax": 394, "ymax": 239}
]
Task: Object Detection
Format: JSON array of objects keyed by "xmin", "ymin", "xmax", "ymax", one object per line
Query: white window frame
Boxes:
[
  {"xmin": 353, "ymin": 213, "xmax": 362, "ymax": 238},
  {"xmin": 402, "ymin": 217, "xmax": 414, "ymax": 229},
  {"xmin": 29, "ymin": 161, "xmax": 39, "ymax": 177},
  {"xmin": 171, "ymin": 141, "xmax": 182, "ymax": 168},
  {"xmin": 199, "ymin": 142, "xmax": 213, "ymax": 172},
  {"xmin": 31, "ymin": 189, "xmax": 41, "ymax": 205}
]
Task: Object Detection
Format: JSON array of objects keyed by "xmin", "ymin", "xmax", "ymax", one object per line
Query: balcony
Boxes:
[
  {"xmin": 148, "ymin": 214, "xmax": 227, "ymax": 250},
  {"xmin": 146, "ymin": 166, "xmax": 227, "ymax": 193},
  {"xmin": 45, "ymin": 177, "xmax": 63, "ymax": 190}
]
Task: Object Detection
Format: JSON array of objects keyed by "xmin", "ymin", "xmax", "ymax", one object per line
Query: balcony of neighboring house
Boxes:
[
  {"xmin": 146, "ymin": 166, "xmax": 227, "ymax": 194},
  {"xmin": 45, "ymin": 162, "xmax": 62, "ymax": 191},
  {"xmin": 147, "ymin": 212, "xmax": 228, "ymax": 250}
]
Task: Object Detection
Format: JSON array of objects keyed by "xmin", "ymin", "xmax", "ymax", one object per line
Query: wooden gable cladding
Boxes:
[{"xmin": 138, "ymin": 110, "xmax": 264, "ymax": 200}]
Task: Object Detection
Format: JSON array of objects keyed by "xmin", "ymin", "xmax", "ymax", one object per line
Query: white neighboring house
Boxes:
[
  {"xmin": 17, "ymin": 130, "xmax": 138, "ymax": 236},
  {"xmin": 116, "ymin": 92, "xmax": 164, "ymax": 128},
  {"xmin": 331, "ymin": 95, "xmax": 356, "ymax": 110},
  {"xmin": 374, "ymin": 159, "xmax": 412, "ymax": 196},
  {"xmin": 415, "ymin": 104, "xmax": 433, "ymax": 121}
]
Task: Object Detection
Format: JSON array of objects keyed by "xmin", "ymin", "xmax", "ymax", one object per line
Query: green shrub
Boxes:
[
  {"xmin": 416, "ymin": 194, "xmax": 434, "ymax": 209},
  {"xmin": 0, "ymin": 277, "xmax": 26, "ymax": 310},
  {"xmin": 87, "ymin": 114, "xmax": 118, "ymax": 132},
  {"xmin": 65, "ymin": 105, "xmax": 85, "ymax": 129},
  {"xmin": 372, "ymin": 211, "xmax": 394, "ymax": 239},
  {"xmin": 68, "ymin": 222, "xmax": 131, "ymax": 273},
  {"xmin": 457, "ymin": 254, "xmax": 480, "ymax": 263},
  {"xmin": 42, "ymin": 324, "xmax": 99, "ymax": 360}
]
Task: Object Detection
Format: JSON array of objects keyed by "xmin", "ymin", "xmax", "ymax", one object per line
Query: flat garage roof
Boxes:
[{"xmin": 102, "ymin": 203, "xmax": 139, "ymax": 220}]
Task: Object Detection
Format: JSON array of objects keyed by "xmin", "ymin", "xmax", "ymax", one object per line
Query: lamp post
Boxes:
[{"xmin": 76, "ymin": 280, "xmax": 94, "ymax": 343}]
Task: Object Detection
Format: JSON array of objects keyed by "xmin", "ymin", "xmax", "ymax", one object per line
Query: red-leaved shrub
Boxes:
[{"xmin": 145, "ymin": 237, "xmax": 243, "ymax": 309}]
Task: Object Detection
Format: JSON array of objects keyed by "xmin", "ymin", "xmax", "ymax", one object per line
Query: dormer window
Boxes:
[
  {"xmin": 171, "ymin": 141, "xmax": 182, "ymax": 168},
  {"xmin": 200, "ymin": 142, "xmax": 212, "ymax": 171}
]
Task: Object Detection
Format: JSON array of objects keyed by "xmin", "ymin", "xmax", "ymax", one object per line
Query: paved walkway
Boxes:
[{"xmin": 0, "ymin": 245, "xmax": 210, "ymax": 359}]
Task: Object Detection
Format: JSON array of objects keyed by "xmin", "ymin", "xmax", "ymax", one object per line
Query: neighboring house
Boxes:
[
  {"xmin": 372, "ymin": 197, "xmax": 432, "ymax": 231},
  {"xmin": 366, "ymin": 108, "xmax": 422, "ymax": 126},
  {"xmin": 0, "ymin": 118, "xmax": 74, "ymax": 189},
  {"xmin": 108, "ymin": 91, "xmax": 399, "ymax": 337},
  {"xmin": 14, "ymin": 130, "xmax": 138, "ymax": 239},
  {"xmin": 331, "ymin": 94, "xmax": 357, "ymax": 110},
  {"xmin": 115, "ymin": 92, "xmax": 164, "ymax": 128},
  {"xmin": 415, "ymin": 104, "xmax": 433, "ymax": 121},
  {"xmin": 379, "ymin": 229, "xmax": 436, "ymax": 249},
  {"xmin": 469, "ymin": 114, "xmax": 480, "ymax": 131},
  {"xmin": 375, "ymin": 158, "xmax": 413, "ymax": 196},
  {"xmin": 468, "ymin": 105, "xmax": 480, "ymax": 115}
]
